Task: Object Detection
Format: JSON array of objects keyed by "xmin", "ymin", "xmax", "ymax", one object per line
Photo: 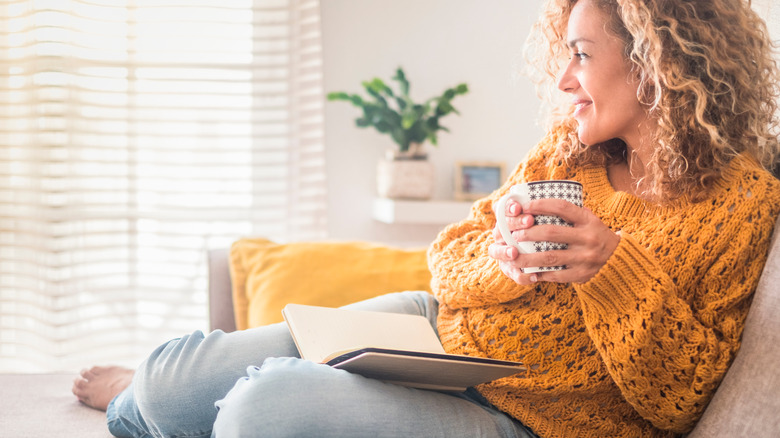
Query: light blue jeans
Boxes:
[{"xmin": 106, "ymin": 291, "xmax": 537, "ymax": 438}]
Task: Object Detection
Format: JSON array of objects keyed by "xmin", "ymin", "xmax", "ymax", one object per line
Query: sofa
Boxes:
[
  {"xmin": 1, "ymin": 217, "xmax": 778, "ymax": 437},
  {"xmin": 208, "ymin": 218, "xmax": 780, "ymax": 438}
]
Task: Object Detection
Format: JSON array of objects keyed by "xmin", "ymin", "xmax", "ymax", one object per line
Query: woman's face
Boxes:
[{"xmin": 557, "ymin": 0, "xmax": 648, "ymax": 148}]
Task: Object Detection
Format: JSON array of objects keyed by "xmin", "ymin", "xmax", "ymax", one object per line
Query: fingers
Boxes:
[
  {"xmin": 512, "ymin": 229, "xmax": 619, "ymax": 284},
  {"xmin": 517, "ymin": 226, "xmax": 581, "ymax": 250},
  {"xmin": 488, "ymin": 242, "xmax": 517, "ymax": 261},
  {"xmin": 508, "ymin": 232, "xmax": 595, "ymax": 269},
  {"xmin": 493, "ymin": 199, "xmax": 521, "ymax": 217},
  {"xmin": 491, "ymin": 197, "xmax": 620, "ymax": 284},
  {"xmin": 493, "ymin": 199, "xmax": 535, "ymax": 223},
  {"xmin": 497, "ymin": 260, "xmax": 538, "ymax": 285},
  {"xmin": 490, "ymin": 241, "xmax": 535, "ymax": 285},
  {"xmin": 492, "ymin": 202, "xmax": 535, "ymax": 246},
  {"xmin": 523, "ymin": 198, "xmax": 585, "ymax": 224},
  {"xmin": 491, "ymin": 242, "xmax": 549, "ymax": 285},
  {"xmin": 492, "ymin": 225, "xmax": 505, "ymax": 245}
]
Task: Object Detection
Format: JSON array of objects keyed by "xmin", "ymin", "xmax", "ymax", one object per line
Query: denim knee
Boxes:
[
  {"xmin": 132, "ymin": 331, "xmax": 215, "ymax": 438},
  {"xmin": 213, "ymin": 357, "xmax": 375, "ymax": 438},
  {"xmin": 211, "ymin": 356, "xmax": 530, "ymax": 438}
]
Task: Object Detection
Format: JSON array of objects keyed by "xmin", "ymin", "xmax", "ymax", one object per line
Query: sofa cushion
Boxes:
[
  {"xmin": 687, "ymin": 215, "xmax": 780, "ymax": 437},
  {"xmin": 229, "ymin": 238, "xmax": 432, "ymax": 329},
  {"xmin": 0, "ymin": 374, "xmax": 111, "ymax": 438}
]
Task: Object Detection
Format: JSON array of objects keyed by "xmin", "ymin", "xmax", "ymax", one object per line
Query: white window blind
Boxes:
[{"xmin": 0, "ymin": 0, "xmax": 326, "ymax": 372}]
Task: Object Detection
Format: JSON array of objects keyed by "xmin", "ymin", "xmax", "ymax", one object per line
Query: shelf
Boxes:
[{"xmin": 372, "ymin": 198, "xmax": 473, "ymax": 225}]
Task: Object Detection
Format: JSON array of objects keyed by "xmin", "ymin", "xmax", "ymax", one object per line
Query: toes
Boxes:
[
  {"xmin": 73, "ymin": 376, "xmax": 87, "ymax": 390},
  {"xmin": 72, "ymin": 379, "xmax": 87, "ymax": 400},
  {"xmin": 80, "ymin": 367, "xmax": 97, "ymax": 380},
  {"xmin": 80, "ymin": 365, "xmax": 117, "ymax": 379}
]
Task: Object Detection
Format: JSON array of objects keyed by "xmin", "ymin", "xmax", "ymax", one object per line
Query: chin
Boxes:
[{"xmin": 576, "ymin": 127, "xmax": 595, "ymax": 146}]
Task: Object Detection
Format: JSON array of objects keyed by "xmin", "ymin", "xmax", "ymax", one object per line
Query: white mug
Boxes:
[{"xmin": 495, "ymin": 180, "xmax": 583, "ymax": 273}]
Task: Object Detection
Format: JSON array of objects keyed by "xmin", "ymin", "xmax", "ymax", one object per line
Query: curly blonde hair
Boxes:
[{"xmin": 526, "ymin": 0, "xmax": 780, "ymax": 201}]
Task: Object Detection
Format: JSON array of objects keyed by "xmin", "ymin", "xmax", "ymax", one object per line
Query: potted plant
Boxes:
[{"xmin": 327, "ymin": 67, "xmax": 468, "ymax": 199}]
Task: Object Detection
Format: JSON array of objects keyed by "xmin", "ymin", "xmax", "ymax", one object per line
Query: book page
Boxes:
[{"xmin": 283, "ymin": 304, "xmax": 446, "ymax": 364}]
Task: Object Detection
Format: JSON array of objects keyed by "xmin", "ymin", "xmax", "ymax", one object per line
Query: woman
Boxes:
[
  {"xmin": 431, "ymin": 0, "xmax": 780, "ymax": 435},
  {"xmin": 74, "ymin": 0, "xmax": 780, "ymax": 436}
]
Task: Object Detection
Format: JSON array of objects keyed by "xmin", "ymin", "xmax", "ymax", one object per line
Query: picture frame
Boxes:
[{"xmin": 454, "ymin": 161, "xmax": 505, "ymax": 201}]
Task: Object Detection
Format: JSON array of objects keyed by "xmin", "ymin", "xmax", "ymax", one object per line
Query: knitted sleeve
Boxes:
[
  {"xmin": 573, "ymin": 179, "xmax": 780, "ymax": 433},
  {"xmin": 428, "ymin": 139, "xmax": 567, "ymax": 309},
  {"xmin": 427, "ymin": 197, "xmax": 531, "ymax": 309}
]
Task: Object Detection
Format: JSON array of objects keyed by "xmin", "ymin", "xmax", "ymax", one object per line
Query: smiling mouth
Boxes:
[{"xmin": 573, "ymin": 101, "xmax": 591, "ymax": 116}]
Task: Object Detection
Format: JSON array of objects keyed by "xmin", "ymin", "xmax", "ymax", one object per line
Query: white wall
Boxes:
[{"xmin": 321, "ymin": 1, "xmax": 545, "ymax": 247}]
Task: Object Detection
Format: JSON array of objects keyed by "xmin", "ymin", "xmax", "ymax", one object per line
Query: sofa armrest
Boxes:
[
  {"xmin": 687, "ymin": 214, "xmax": 780, "ymax": 437},
  {"xmin": 208, "ymin": 248, "xmax": 236, "ymax": 332}
]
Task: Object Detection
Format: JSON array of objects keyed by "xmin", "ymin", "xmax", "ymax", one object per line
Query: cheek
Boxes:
[
  {"xmin": 593, "ymin": 80, "xmax": 643, "ymax": 124},
  {"xmin": 609, "ymin": 70, "xmax": 643, "ymax": 111},
  {"xmin": 613, "ymin": 88, "xmax": 642, "ymax": 114}
]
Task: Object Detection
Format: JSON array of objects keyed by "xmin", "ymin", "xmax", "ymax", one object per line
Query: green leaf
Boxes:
[
  {"xmin": 326, "ymin": 91, "xmax": 349, "ymax": 101},
  {"xmin": 363, "ymin": 84, "xmax": 388, "ymax": 108},
  {"xmin": 393, "ymin": 67, "xmax": 410, "ymax": 97},
  {"xmin": 365, "ymin": 78, "xmax": 394, "ymax": 98},
  {"xmin": 349, "ymin": 95, "xmax": 364, "ymax": 106},
  {"xmin": 325, "ymin": 68, "xmax": 468, "ymax": 151},
  {"xmin": 375, "ymin": 121, "xmax": 393, "ymax": 133},
  {"xmin": 436, "ymin": 101, "xmax": 454, "ymax": 116},
  {"xmin": 406, "ymin": 111, "xmax": 421, "ymax": 128},
  {"xmin": 391, "ymin": 128, "xmax": 409, "ymax": 151}
]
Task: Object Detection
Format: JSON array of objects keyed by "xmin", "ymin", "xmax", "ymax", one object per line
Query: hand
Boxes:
[
  {"xmin": 489, "ymin": 198, "xmax": 620, "ymax": 284},
  {"xmin": 489, "ymin": 198, "xmax": 536, "ymax": 284}
]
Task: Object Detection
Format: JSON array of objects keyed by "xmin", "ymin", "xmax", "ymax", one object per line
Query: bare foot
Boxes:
[{"xmin": 72, "ymin": 365, "xmax": 135, "ymax": 411}]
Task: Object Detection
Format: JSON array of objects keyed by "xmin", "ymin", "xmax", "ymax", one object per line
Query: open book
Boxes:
[{"xmin": 282, "ymin": 303, "xmax": 525, "ymax": 391}]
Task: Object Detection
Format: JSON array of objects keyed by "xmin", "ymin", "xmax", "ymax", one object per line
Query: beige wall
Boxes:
[
  {"xmin": 321, "ymin": 1, "xmax": 544, "ymax": 246},
  {"xmin": 753, "ymin": 0, "xmax": 780, "ymax": 35}
]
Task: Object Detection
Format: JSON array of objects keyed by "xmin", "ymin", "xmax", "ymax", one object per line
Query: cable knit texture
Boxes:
[{"xmin": 428, "ymin": 137, "xmax": 780, "ymax": 438}]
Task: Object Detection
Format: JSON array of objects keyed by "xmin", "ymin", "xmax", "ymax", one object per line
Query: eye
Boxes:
[{"xmin": 571, "ymin": 52, "xmax": 589, "ymax": 60}]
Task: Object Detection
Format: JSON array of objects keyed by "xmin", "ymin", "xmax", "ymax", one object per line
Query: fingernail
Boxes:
[
  {"xmin": 506, "ymin": 248, "xmax": 513, "ymax": 258},
  {"xmin": 530, "ymin": 274, "xmax": 538, "ymax": 283},
  {"xmin": 509, "ymin": 204, "xmax": 518, "ymax": 215}
]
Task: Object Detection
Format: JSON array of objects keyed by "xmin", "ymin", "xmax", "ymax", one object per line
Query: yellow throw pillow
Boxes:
[{"xmin": 229, "ymin": 238, "xmax": 432, "ymax": 329}]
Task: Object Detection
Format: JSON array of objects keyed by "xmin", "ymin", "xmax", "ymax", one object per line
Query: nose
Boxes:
[{"xmin": 557, "ymin": 61, "xmax": 577, "ymax": 93}]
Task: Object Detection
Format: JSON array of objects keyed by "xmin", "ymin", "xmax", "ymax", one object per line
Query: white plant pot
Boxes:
[{"xmin": 376, "ymin": 159, "xmax": 434, "ymax": 200}]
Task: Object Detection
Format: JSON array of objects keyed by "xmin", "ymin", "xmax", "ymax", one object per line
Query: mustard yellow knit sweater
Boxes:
[{"xmin": 428, "ymin": 139, "xmax": 780, "ymax": 438}]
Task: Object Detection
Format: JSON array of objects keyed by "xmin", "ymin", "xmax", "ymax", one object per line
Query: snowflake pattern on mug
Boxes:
[{"xmin": 524, "ymin": 181, "xmax": 584, "ymax": 272}]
